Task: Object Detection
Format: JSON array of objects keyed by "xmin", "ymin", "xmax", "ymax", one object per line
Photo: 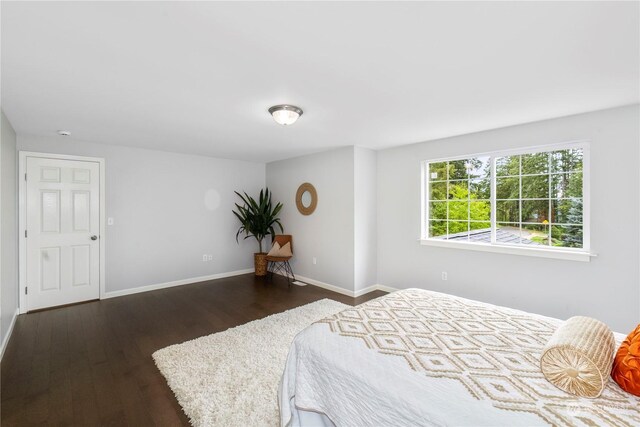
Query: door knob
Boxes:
[{"xmin": 91, "ymin": 235, "xmax": 98, "ymax": 241}]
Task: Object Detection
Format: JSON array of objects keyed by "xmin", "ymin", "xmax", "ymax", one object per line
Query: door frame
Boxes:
[{"xmin": 18, "ymin": 151, "xmax": 106, "ymax": 314}]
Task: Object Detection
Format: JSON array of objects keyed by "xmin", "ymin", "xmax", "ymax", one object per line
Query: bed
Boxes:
[{"xmin": 279, "ymin": 289, "xmax": 640, "ymax": 427}]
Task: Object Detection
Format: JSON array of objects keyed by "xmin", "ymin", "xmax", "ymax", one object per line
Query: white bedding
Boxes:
[{"xmin": 279, "ymin": 289, "xmax": 640, "ymax": 427}]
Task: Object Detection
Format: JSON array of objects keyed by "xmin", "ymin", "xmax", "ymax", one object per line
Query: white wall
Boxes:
[
  {"xmin": 377, "ymin": 105, "xmax": 640, "ymax": 332},
  {"xmin": 267, "ymin": 147, "xmax": 355, "ymax": 290},
  {"xmin": 11, "ymin": 106, "xmax": 638, "ymax": 333},
  {"xmin": 18, "ymin": 135, "xmax": 265, "ymax": 294},
  {"xmin": 266, "ymin": 146, "xmax": 379, "ymax": 294},
  {"xmin": 1, "ymin": 111, "xmax": 19, "ymax": 354},
  {"xmin": 354, "ymin": 146, "xmax": 377, "ymax": 292}
]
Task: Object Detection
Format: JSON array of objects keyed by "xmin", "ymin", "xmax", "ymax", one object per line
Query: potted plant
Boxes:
[{"xmin": 232, "ymin": 188, "xmax": 284, "ymax": 276}]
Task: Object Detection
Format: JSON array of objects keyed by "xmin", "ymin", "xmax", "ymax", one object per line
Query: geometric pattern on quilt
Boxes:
[{"xmin": 317, "ymin": 289, "xmax": 640, "ymax": 426}]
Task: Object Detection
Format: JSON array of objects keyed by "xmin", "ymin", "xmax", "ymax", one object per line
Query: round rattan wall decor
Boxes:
[{"xmin": 296, "ymin": 183, "xmax": 317, "ymax": 215}]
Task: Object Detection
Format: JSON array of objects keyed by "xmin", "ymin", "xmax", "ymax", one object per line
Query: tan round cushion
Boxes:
[{"xmin": 540, "ymin": 316, "xmax": 615, "ymax": 398}]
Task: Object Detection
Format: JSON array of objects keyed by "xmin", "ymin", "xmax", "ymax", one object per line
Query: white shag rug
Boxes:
[{"xmin": 152, "ymin": 299, "xmax": 349, "ymax": 427}]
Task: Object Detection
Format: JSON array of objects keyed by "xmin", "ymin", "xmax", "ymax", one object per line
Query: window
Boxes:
[{"xmin": 422, "ymin": 143, "xmax": 589, "ymax": 258}]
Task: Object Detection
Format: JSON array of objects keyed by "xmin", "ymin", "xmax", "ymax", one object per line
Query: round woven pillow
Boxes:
[
  {"xmin": 611, "ymin": 324, "xmax": 640, "ymax": 396},
  {"xmin": 540, "ymin": 316, "xmax": 615, "ymax": 398}
]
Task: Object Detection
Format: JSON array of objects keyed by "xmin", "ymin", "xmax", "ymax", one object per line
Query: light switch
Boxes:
[{"xmin": 107, "ymin": 217, "xmax": 114, "ymax": 226}]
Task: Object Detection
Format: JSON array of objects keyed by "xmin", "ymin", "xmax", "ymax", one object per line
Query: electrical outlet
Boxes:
[
  {"xmin": 312, "ymin": 257, "xmax": 317, "ymax": 265},
  {"xmin": 202, "ymin": 254, "xmax": 207, "ymax": 262},
  {"xmin": 208, "ymin": 254, "xmax": 213, "ymax": 261},
  {"xmin": 441, "ymin": 271, "xmax": 448, "ymax": 281}
]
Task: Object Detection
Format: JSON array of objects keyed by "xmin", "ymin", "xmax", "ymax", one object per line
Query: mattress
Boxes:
[{"xmin": 279, "ymin": 289, "xmax": 640, "ymax": 427}]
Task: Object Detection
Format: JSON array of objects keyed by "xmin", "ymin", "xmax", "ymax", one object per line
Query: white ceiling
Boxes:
[{"xmin": 2, "ymin": 1, "xmax": 638, "ymax": 163}]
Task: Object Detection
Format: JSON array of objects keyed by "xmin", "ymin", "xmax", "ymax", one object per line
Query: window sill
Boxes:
[{"xmin": 419, "ymin": 239, "xmax": 593, "ymax": 262}]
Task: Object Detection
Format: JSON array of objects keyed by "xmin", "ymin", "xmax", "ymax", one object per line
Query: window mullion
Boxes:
[
  {"xmin": 548, "ymin": 153, "xmax": 552, "ymax": 246},
  {"xmin": 467, "ymin": 172, "xmax": 470, "ymax": 242},
  {"xmin": 490, "ymin": 157, "xmax": 496, "ymax": 244},
  {"xmin": 446, "ymin": 162, "xmax": 449, "ymax": 238},
  {"xmin": 424, "ymin": 162, "xmax": 429, "ymax": 240},
  {"xmin": 519, "ymin": 156, "xmax": 522, "ymax": 244}
]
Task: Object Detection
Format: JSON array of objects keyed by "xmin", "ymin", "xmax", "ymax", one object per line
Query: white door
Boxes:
[{"xmin": 25, "ymin": 156, "xmax": 101, "ymax": 311}]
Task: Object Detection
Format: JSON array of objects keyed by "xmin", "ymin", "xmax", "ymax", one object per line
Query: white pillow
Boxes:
[
  {"xmin": 267, "ymin": 241, "xmax": 292, "ymax": 257},
  {"xmin": 540, "ymin": 316, "xmax": 615, "ymax": 398},
  {"xmin": 277, "ymin": 242, "xmax": 292, "ymax": 257},
  {"xmin": 267, "ymin": 242, "xmax": 281, "ymax": 256}
]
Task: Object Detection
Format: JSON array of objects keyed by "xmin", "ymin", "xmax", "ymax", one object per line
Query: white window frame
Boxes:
[{"xmin": 420, "ymin": 141, "xmax": 593, "ymax": 262}]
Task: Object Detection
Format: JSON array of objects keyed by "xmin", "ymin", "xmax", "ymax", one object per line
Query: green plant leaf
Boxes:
[{"xmin": 232, "ymin": 188, "xmax": 285, "ymax": 248}]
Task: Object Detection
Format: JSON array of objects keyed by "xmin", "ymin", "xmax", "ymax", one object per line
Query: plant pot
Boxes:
[{"xmin": 254, "ymin": 252, "xmax": 268, "ymax": 276}]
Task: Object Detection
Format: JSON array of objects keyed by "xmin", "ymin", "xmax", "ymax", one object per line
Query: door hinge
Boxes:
[
  {"xmin": 25, "ymin": 287, "xmax": 28, "ymax": 295},
  {"xmin": 25, "ymin": 230, "xmax": 27, "ymax": 238},
  {"xmin": 25, "ymin": 173, "xmax": 27, "ymax": 181}
]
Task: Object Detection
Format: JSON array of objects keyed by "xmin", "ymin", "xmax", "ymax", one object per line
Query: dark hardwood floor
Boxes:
[{"xmin": 1, "ymin": 274, "xmax": 385, "ymax": 426}]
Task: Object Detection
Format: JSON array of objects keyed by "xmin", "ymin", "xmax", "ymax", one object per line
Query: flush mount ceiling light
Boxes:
[
  {"xmin": 57, "ymin": 130, "xmax": 71, "ymax": 136},
  {"xmin": 268, "ymin": 104, "xmax": 303, "ymax": 126}
]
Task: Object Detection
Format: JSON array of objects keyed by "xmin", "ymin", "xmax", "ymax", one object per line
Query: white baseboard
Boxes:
[
  {"xmin": 354, "ymin": 284, "xmax": 379, "ymax": 297},
  {"xmin": 354, "ymin": 283, "xmax": 400, "ymax": 296},
  {"xmin": 290, "ymin": 274, "xmax": 398, "ymax": 298},
  {"xmin": 373, "ymin": 284, "xmax": 399, "ymax": 294},
  {"xmin": 102, "ymin": 268, "xmax": 254, "ymax": 299},
  {"xmin": 293, "ymin": 274, "xmax": 355, "ymax": 297},
  {"xmin": 1, "ymin": 308, "xmax": 19, "ymax": 361},
  {"xmin": 115, "ymin": 268, "xmax": 398, "ymax": 301}
]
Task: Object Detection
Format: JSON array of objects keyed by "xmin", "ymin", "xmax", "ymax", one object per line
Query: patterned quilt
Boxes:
[{"xmin": 280, "ymin": 289, "xmax": 640, "ymax": 427}]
